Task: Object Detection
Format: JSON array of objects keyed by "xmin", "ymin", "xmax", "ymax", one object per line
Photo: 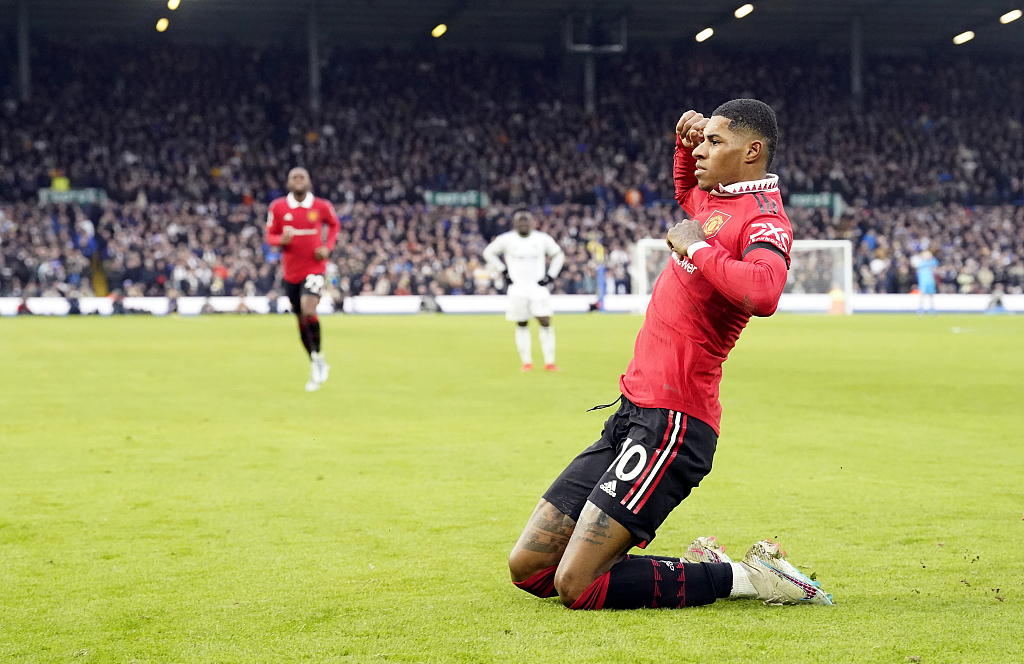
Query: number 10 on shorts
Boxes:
[{"xmin": 612, "ymin": 438, "xmax": 649, "ymax": 482}]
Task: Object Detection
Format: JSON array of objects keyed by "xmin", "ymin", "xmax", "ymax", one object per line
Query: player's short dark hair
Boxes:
[{"xmin": 712, "ymin": 99, "xmax": 778, "ymax": 170}]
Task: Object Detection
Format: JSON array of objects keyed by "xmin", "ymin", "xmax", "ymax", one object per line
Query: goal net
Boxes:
[{"xmin": 631, "ymin": 238, "xmax": 853, "ymax": 314}]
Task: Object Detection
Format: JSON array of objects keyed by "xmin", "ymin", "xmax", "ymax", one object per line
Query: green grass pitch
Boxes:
[{"xmin": 1, "ymin": 312, "xmax": 1022, "ymax": 663}]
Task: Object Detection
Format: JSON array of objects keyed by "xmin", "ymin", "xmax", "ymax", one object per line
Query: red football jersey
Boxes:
[
  {"xmin": 619, "ymin": 137, "xmax": 792, "ymax": 434},
  {"xmin": 266, "ymin": 193, "xmax": 341, "ymax": 284}
]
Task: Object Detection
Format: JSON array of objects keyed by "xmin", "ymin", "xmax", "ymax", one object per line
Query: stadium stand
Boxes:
[{"xmin": 1, "ymin": 41, "xmax": 1023, "ymax": 298}]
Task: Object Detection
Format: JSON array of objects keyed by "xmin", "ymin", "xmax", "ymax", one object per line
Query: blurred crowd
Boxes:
[
  {"xmin": 2, "ymin": 41, "xmax": 1024, "ymax": 298},
  {"xmin": 789, "ymin": 204, "xmax": 1024, "ymax": 294},
  {"xmin": 0, "ymin": 199, "xmax": 676, "ymax": 299}
]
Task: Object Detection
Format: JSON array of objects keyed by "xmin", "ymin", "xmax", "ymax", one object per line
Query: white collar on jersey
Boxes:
[
  {"xmin": 710, "ymin": 173, "xmax": 780, "ymax": 198},
  {"xmin": 286, "ymin": 192, "xmax": 314, "ymax": 209}
]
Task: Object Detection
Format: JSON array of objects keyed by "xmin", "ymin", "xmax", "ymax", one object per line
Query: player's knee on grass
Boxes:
[
  {"xmin": 508, "ymin": 548, "xmax": 548, "ymax": 584},
  {"xmin": 553, "ymin": 565, "xmax": 594, "ymax": 608},
  {"xmin": 552, "ymin": 502, "xmax": 634, "ymax": 607},
  {"xmin": 516, "ymin": 320, "xmax": 528, "ymax": 327},
  {"xmin": 537, "ymin": 316, "xmax": 551, "ymax": 327}
]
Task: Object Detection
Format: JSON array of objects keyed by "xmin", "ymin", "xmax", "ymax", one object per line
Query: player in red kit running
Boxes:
[
  {"xmin": 266, "ymin": 167, "xmax": 340, "ymax": 391},
  {"xmin": 508, "ymin": 99, "xmax": 834, "ymax": 610}
]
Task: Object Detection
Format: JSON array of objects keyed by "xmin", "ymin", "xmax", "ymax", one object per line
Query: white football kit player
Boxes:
[{"xmin": 483, "ymin": 229, "xmax": 565, "ymax": 370}]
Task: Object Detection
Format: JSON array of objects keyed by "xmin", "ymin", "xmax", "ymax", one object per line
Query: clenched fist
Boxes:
[
  {"xmin": 676, "ymin": 111, "xmax": 710, "ymax": 150},
  {"xmin": 666, "ymin": 219, "xmax": 706, "ymax": 258}
]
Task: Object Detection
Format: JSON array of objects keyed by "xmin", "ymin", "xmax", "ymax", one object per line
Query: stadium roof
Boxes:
[{"xmin": 1, "ymin": 0, "xmax": 1022, "ymax": 53}]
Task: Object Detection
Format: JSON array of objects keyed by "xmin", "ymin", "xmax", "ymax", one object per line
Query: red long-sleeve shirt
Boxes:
[
  {"xmin": 266, "ymin": 193, "xmax": 340, "ymax": 284},
  {"xmin": 619, "ymin": 136, "xmax": 792, "ymax": 433}
]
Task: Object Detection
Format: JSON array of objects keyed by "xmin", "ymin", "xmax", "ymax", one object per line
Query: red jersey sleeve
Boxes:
[
  {"xmin": 690, "ymin": 202, "xmax": 792, "ymax": 317},
  {"xmin": 674, "ymin": 135, "xmax": 707, "ymax": 216},
  {"xmin": 265, "ymin": 201, "xmax": 283, "ymax": 246},
  {"xmin": 321, "ymin": 200, "xmax": 340, "ymax": 250},
  {"xmin": 689, "ymin": 243, "xmax": 788, "ymax": 317}
]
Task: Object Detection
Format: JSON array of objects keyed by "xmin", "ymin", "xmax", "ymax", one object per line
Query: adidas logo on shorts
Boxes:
[{"xmin": 599, "ymin": 480, "xmax": 617, "ymax": 498}]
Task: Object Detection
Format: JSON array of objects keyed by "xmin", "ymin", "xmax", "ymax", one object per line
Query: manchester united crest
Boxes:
[
  {"xmin": 701, "ymin": 210, "xmax": 731, "ymax": 238},
  {"xmin": 308, "ymin": 210, "xmax": 320, "ymax": 222}
]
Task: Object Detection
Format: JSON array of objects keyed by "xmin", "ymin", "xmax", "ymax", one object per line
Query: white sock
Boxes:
[
  {"xmin": 538, "ymin": 325, "xmax": 555, "ymax": 365},
  {"xmin": 729, "ymin": 563, "xmax": 758, "ymax": 599},
  {"xmin": 515, "ymin": 326, "xmax": 532, "ymax": 364}
]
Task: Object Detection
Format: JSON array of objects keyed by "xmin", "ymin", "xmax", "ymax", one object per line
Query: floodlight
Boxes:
[
  {"xmin": 696, "ymin": 27, "xmax": 714, "ymax": 42},
  {"xmin": 734, "ymin": 4, "xmax": 754, "ymax": 19},
  {"xmin": 1000, "ymin": 9, "xmax": 1022, "ymax": 24},
  {"xmin": 953, "ymin": 30, "xmax": 974, "ymax": 44},
  {"xmin": 156, "ymin": 18, "xmax": 169, "ymax": 32},
  {"xmin": 432, "ymin": 24, "xmax": 447, "ymax": 38},
  {"xmin": 168, "ymin": 0, "xmax": 180, "ymax": 9}
]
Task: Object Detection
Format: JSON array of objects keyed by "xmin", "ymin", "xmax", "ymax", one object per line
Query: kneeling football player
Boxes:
[{"xmin": 508, "ymin": 100, "xmax": 834, "ymax": 609}]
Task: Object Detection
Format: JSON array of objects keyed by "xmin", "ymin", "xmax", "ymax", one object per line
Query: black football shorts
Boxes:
[
  {"xmin": 542, "ymin": 396, "xmax": 717, "ymax": 548},
  {"xmin": 284, "ymin": 273, "xmax": 325, "ymax": 313}
]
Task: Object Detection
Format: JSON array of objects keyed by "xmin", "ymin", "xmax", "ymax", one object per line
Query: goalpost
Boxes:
[{"xmin": 631, "ymin": 238, "xmax": 854, "ymax": 314}]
